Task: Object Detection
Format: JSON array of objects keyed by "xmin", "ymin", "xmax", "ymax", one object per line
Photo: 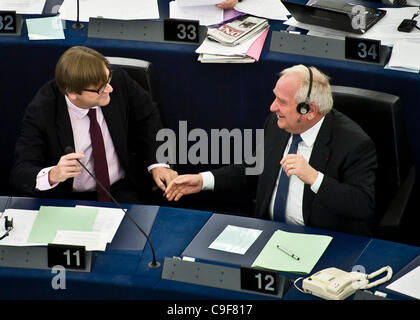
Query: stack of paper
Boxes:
[
  {"xmin": 170, "ymin": 0, "xmax": 224, "ymax": 26},
  {"xmin": 0, "ymin": 205, "xmax": 125, "ymax": 251},
  {"xmin": 252, "ymin": 229, "xmax": 332, "ymax": 274},
  {"xmin": 235, "ymin": 0, "xmax": 290, "ymax": 21},
  {"xmin": 197, "ymin": 26, "xmax": 269, "ymax": 63},
  {"xmin": 387, "ymin": 40, "xmax": 420, "ymax": 73}
]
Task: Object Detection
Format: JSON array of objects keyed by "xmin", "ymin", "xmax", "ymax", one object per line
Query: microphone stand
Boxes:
[
  {"xmin": 66, "ymin": 147, "xmax": 160, "ymax": 268},
  {"xmin": 72, "ymin": 0, "xmax": 84, "ymax": 29}
]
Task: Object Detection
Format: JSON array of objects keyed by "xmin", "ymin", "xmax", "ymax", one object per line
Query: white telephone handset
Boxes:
[{"xmin": 296, "ymin": 266, "xmax": 392, "ymax": 300}]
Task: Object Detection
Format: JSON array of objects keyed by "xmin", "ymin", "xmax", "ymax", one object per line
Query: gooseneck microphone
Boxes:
[
  {"xmin": 65, "ymin": 146, "xmax": 160, "ymax": 268},
  {"xmin": 72, "ymin": 0, "xmax": 84, "ymax": 29}
]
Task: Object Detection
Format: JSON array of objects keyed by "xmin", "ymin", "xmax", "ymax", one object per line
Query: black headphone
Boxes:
[{"xmin": 296, "ymin": 66, "xmax": 313, "ymax": 115}]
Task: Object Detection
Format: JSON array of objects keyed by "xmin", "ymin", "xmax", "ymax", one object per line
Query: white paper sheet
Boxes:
[
  {"xmin": 235, "ymin": 0, "xmax": 289, "ymax": 21},
  {"xmin": 52, "ymin": 230, "xmax": 109, "ymax": 251},
  {"xmin": 176, "ymin": 0, "xmax": 220, "ymax": 7},
  {"xmin": 0, "ymin": 209, "xmax": 43, "ymax": 246},
  {"xmin": 76, "ymin": 205, "xmax": 125, "ymax": 243},
  {"xmin": 0, "ymin": 0, "xmax": 46, "ymax": 14},
  {"xmin": 386, "ymin": 265, "xmax": 420, "ymax": 299},
  {"xmin": 208, "ymin": 225, "xmax": 262, "ymax": 255},
  {"xmin": 388, "ymin": 40, "xmax": 420, "ymax": 71},
  {"xmin": 170, "ymin": 1, "xmax": 223, "ymax": 26},
  {"xmin": 26, "ymin": 16, "xmax": 65, "ymax": 40},
  {"xmin": 58, "ymin": 0, "xmax": 159, "ymax": 22}
]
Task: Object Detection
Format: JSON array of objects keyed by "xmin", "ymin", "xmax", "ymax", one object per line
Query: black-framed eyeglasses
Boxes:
[{"xmin": 83, "ymin": 70, "xmax": 113, "ymax": 95}]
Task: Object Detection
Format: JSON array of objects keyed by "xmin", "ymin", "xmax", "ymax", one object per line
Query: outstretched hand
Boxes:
[
  {"xmin": 152, "ymin": 167, "xmax": 178, "ymax": 192},
  {"xmin": 215, "ymin": 0, "xmax": 239, "ymax": 9},
  {"xmin": 164, "ymin": 174, "xmax": 203, "ymax": 201}
]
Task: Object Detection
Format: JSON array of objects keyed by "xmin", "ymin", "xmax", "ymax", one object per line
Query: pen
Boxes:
[{"xmin": 276, "ymin": 245, "xmax": 300, "ymax": 261}]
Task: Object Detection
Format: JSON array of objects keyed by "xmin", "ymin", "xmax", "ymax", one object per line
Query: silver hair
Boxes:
[{"xmin": 279, "ymin": 65, "xmax": 333, "ymax": 115}]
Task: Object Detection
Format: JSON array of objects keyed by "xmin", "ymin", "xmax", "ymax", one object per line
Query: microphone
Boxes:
[
  {"xmin": 65, "ymin": 146, "xmax": 160, "ymax": 268},
  {"xmin": 72, "ymin": 0, "xmax": 84, "ymax": 29}
]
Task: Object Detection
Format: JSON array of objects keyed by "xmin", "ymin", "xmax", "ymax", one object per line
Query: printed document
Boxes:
[
  {"xmin": 59, "ymin": 0, "xmax": 159, "ymax": 22},
  {"xmin": 386, "ymin": 265, "xmax": 420, "ymax": 299},
  {"xmin": 0, "ymin": 0, "xmax": 45, "ymax": 14},
  {"xmin": 209, "ymin": 225, "xmax": 262, "ymax": 255}
]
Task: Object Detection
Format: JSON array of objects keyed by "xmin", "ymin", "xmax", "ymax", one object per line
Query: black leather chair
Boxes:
[
  {"xmin": 331, "ymin": 85, "xmax": 415, "ymax": 241},
  {"xmin": 106, "ymin": 56, "xmax": 165, "ymax": 202},
  {"xmin": 106, "ymin": 56, "xmax": 159, "ymax": 105}
]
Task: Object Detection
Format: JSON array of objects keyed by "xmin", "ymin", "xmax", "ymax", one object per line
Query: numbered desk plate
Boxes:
[
  {"xmin": 270, "ymin": 31, "xmax": 390, "ymax": 66},
  {"xmin": 345, "ymin": 37, "xmax": 380, "ymax": 63},
  {"xmin": 0, "ymin": 245, "xmax": 93, "ymax": 272},
  {"xmin": 162, "ymin": 257, "xmax": 291, "ymax": 298},
  {"xmin": 88, "ymin": 18, "xmax": 207, "ymax": 45},
  {"xmin": 0, "ymin": 11, "xmax": 23, "ymax": 36},
  {"xmin": 48, "ymin": 243, "xmax": 86, "ymax": 270},
  {"xmin": 164, "ymin": 19, "xmax": 200, "ymax": 44}
]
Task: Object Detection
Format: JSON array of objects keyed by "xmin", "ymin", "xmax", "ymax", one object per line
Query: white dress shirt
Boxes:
[
  {"xmin": 201, "ymin": 116, "xmax": 325, "ymax": 226},
  {"xmin": 36, "ymin": 96, "xmax": 125, "ymax": 191}
]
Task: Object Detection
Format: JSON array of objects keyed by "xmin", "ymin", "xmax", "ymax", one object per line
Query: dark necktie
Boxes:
[
  {"xmin": 87, "ymin": 108, "xmax": 110, "ymax": 202},
  {"xmin": 273, "ymin": 134, "xmax": 302, "ymax": 222}
]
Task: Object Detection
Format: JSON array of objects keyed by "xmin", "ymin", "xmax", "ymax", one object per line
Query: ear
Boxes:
[
  {"xmin": 306, "ymin": 102, "xmax": 319, "ymax": 120},
  {"xmin": 66, "ymin": 91, "xmax": 78, "ymax": 102}
]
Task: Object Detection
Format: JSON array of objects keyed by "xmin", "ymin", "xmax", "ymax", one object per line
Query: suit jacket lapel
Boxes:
[
  {"xmin": 56, "ymin": 95, "xmax": 74, "ymax": 152},
  {"xmin": 257, "ymin": 126, "xmax": 289, "ymax": 218},
  {"xmin": 303, "ymin": 113, "xmax": 333, "ymax": 222}
]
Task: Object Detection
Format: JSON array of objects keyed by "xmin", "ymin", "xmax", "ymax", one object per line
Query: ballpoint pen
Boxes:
[{"xmin": 276, "ymin": 245, "xmax": 300, "ymax": 261}]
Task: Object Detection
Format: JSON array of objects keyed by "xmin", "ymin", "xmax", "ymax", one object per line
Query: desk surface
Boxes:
[{"xmin": 0, "ymin": 196, "xmax": 419, "ymax": 301}]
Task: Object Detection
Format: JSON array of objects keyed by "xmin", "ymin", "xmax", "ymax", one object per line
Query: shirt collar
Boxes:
[
  {"xmin": 65, "ymin": 95, "xmax": 98, "ymax": 119},
  {"xmin": 299, "ymin": 116, "xmax": 325, "ymax": 147}
]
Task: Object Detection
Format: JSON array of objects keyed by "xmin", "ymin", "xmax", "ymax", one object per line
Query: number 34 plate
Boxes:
[{"xmin": 345, "ymin": 37, "xmax": 381, "ymax": 63}]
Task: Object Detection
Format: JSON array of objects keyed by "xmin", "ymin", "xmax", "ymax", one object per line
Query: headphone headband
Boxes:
[{"xmin": 297, "ymin": 66, "xmax": 313, "ymax": 115}]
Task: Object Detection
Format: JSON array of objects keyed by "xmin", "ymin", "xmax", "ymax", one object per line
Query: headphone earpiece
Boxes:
[{"xmin": 297, "ymin": 66, "xmax": 313, "ymax": 115}]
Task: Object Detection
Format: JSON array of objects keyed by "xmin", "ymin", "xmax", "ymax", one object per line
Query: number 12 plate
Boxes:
[{"xmin": 240, "ymin": 267, "xmax": 279, "ymax": 295}]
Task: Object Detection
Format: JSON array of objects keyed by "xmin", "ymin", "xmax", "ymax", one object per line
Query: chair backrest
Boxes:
[
  {"xmin": 331, "ymin": 85, "xmax": 413, "ymax": 216},
  {"xmin": 105, "ymin": 56, "xmax": 159, "ymax": 104}
]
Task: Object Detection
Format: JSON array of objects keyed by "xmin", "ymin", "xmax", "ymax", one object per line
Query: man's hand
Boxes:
[
  {"xmin": 216, "ymin": 0, "xmax": 239, "ymax": 9},
  {"xmin": 152, "ymin": 167, "xmax": 178, "ymax": 192},
  {"xmin": 49, "ymin": 152, "xmax": 85, "ymax": 185},
  {"xmin": 280, "ymin": 154, "xmax": 319, "ymax": 185},
  {"xmin": 164, "ymin": 174, "xmax": 203, "ymax": 201}
]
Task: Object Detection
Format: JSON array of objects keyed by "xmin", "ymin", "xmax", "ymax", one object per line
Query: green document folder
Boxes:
[
  {"xmin": 252, "ymin": 229, "xmax": 333, "ymax": 274},
  {"xmin": 28, "ymin": 206, "xmax": 98, "ymax": 244}
]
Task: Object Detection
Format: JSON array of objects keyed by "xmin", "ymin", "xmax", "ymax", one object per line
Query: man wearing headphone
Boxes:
[{"xmin": 164, "ymin": 65, "xmax": 377, "ymax": 236}]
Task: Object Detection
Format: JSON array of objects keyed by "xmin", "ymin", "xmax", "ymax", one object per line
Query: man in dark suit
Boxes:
[
  {"xmin": 164, "ymin": 65, "xmax": 377, "ymax": 236},
  {"xmin": 10, "ymin": 46, "xmax": 177, "ymax": 204}
]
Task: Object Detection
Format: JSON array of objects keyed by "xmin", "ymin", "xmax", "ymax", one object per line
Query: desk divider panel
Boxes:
[
  {"xmin": 87, "ymin": 18, "xmax": 207, "ymax": 45},
  {"xmin": 270, "ymin": 31, "xmax": 391, "ymax": 65}
]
